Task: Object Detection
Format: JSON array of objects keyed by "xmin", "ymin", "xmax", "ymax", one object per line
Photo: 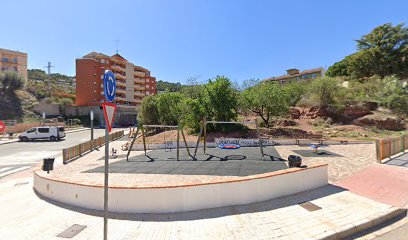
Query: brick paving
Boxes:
[
  {"xmin": 275, "ymin": 143, "xmax": 377, "ymax": 182},
  {"xmin": 0, "ymin": 178, "xmax": 400, "ymax": 240}
]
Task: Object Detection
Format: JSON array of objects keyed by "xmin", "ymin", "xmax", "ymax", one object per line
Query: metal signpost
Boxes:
[
  {"xmin": 102, "ymin": 70, "xmax": 116, "ymax": 240},
  {"xmin": 90, "ymin": 110, "xmax": 94, "ymax": 140}
]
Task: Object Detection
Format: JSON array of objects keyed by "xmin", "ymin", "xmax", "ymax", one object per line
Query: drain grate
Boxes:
[
  {"xmin": 14, "ymin": 182, "xmax": 29, "ymax": 186},
  {"xmin": 57, "ymin": 224, "xmax": 87, "ymax": 238},
  {"xmin": 299, "ymin": 201, "xmax": 322, "ymax": 212}
]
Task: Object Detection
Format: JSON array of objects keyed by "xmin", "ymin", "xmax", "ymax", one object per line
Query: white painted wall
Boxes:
[{"xmin": 34, "ymin": 165, "xmax": 328, "ymax": 213}]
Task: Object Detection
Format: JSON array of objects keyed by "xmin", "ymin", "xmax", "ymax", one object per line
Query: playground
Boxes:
[{"xmin": 32, "ymin": 119, "xmax": 379, "ymax": 214}]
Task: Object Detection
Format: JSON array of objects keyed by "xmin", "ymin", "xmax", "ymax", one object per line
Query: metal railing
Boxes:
[
  {"xmin": 376, "ymin": 134, "xmax": 408, "ymax": 162},
  {"xmin": 62, "ymin": 130, "xmax": 124, "ymax": 164}
]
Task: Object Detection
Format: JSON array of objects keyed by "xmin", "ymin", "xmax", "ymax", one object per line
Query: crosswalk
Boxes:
[
  {"xmin": 0, "ymin": 165, "xmax": 31, "ymax": 179},
  {"xmin": 0, "ymin": 151, "xmax": 60, "ymax": 165}
]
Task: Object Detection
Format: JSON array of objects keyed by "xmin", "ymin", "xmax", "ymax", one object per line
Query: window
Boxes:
[
  {"xmin": 311, "ymin": 73, "xmax": 318, "ymax": 78},
  {"xmin": 13, "ymin": 58, "xmax": 17, "ymax": 63},
  {"xmin": 302, "ymin": 74, "xmax": 310, "ymax": 79},
  {"xmin": 58, "ymin": 127, "xmax": 65, "ymax": 132},
  {"xmin": 13, "ymin": 66, "xmax": 17, "ymax": 71},
  {"xmin": 27, "ymin": 128, "xmax": 36, "ymax": 133},
  {"xmin": 38, "ymin": 128, "xmax": 50, "ymax": 133},
  {"xmin": 2, "ymin": 57, "xmax": 9, "ymax": 62}
]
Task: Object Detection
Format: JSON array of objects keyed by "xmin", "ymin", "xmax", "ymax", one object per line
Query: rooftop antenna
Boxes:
[
  {"xmin": 44, "ymin": 61, "xmax": 54, "ymax": 74},
  {"xmin": 115, "ymin": 39, "xmax": 120, "ymax": 54}
]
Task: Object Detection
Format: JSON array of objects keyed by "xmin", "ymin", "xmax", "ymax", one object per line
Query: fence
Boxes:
[
  {"xmin": 63, "ymin": 130, "xmax": 124, "ymax": 164},
  {"xmin": 376, "ymin": 134, "xmax": 408, "ymax": 162}
]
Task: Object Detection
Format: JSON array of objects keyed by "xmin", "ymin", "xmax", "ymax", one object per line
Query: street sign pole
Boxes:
[
  {"xmin": 102, "ymin": 70, "xmax": 116, "ymax": 240},
  {"xmin": 90, "ymin": 110, "xmax": 94, "ymax": 140},
  {"xmin": 103, "ymin": 124, "xmax": 109, "ymax": 240}
]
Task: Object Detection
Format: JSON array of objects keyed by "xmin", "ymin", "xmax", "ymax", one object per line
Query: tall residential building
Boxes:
[
  {"xmin": 76, "ymin": 52, "xmax": 157, "ymax": 108},
  {"xmin": 0, "ymin": 48, "xmax": 28, "ymax": 80},
  {"xmin": 264, "ymin": 68, "xmax": 325, "ymax": 84}
]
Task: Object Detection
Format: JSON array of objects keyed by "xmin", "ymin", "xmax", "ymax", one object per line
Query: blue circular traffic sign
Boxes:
[{"xmin": 103, "ymin": 70, "xmax": 116, "ymax": 102}]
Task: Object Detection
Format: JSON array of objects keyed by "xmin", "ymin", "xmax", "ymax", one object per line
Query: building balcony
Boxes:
[
  {"xmin": 134, "ymin": 92, "xmax": 145, "ymax": 97},
  {"xmin": 134, "ymin": 71, "xmax": 145, "ymax": 77},
  {"xmin": 111, "ymin": 64, "xmax": 126, "ymax": 73},
  {"xmin": 116, "ymin": 80, "xmax": 126, "ymax": 87},
  {"xmin": 134, "ymin": 85, "xmax": 145, "ymax": 91},
  {"xmin": 115, "ymin": 96, "xmax": 127, "ymax": 101},
  {"xmin": 116, "ymin": 88, "xmax": 126, "ymax": 93},
  {"xmin": 114, "ymin": 73, "xmax": 126, "ymax": 80},
  {"xmin": 134, "ymin": 78, "xmax": 145, "ymax": 84}
]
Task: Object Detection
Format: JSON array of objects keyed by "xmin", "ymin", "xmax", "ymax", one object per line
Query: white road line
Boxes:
[
  {"xmin": 0, "ymin": 166, "xmax": 30, "ymax": 178},
  {"xmin": 0, "ymin": 167, "xmax": 12, "ymax": 174}
]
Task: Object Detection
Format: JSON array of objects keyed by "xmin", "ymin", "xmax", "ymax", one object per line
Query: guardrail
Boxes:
[
  {"xmin": 63, "ymin": 130, "xmax": 124, "ymax": 164},
  {"xmin": 376, "ymin": 134, "xmax": 408, "ymax": 162}
]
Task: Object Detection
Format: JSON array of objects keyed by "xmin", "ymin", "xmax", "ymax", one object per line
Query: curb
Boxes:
[
  {"xmin": 65, "ymin": 127, "xmax": 90, "ymax": 134},
  {"xmin": 321, "ymin": 208, "xmax": 407, "ymax": 240},
  {"xmin": 0, "ymin": 139, "xmax": 19, "ymax": 146}
]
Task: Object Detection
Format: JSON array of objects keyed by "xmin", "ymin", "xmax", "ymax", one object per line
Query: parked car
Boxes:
[{"xmin": 18, "ymin": 126, "xmax": 66, "ymax": 142}]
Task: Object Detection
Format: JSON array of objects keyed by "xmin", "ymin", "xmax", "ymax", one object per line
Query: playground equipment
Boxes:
[
  {"xmin": 126, "ymin": 124, "xmax": 194, "ymax": 161},
  {"xmin": 194, "ymin": 118, "xmax": 266, "ymax": 160}
]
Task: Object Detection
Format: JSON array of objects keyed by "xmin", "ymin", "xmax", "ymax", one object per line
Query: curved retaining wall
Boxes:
[{"xmin": 34, "ymin": 165, "xmax": 328, "ymax": 213}]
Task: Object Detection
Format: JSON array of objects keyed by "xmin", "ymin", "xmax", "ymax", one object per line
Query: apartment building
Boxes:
[
  {"xmin": 76, "ymin": 52, "xmax": 156, "ymax": 107},
  {"xmin": 0, "ymin": 48, "xmax": 28, "ymax": 79},
  {"xmin": 264, "ymin": 68, "xmax": 325, "ymax": 84},
  {"xmin": 76, "ymin": 52, "xmax": 156, "ymax": 125}
]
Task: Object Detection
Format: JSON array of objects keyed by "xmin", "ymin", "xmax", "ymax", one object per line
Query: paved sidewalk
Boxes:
[
  {"xmin": 336, "ymin": 164, "xmax": 408, "ymax": 207},
  {"xmin": 385, "ymin": 152, "xmax": 408, "ymax": 168},
  {"xmin": 0, "ymin": 178, "xmax": 402, "ymax": 240}
]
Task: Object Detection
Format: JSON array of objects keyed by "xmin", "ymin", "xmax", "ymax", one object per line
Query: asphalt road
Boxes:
[{"xmin": 0, "ymin": 129, "xmax": 108, "ymax": 179}]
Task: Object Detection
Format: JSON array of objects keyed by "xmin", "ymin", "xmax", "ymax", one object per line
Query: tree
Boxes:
[
  {"xmin": 327, "ymin": 23, "xmax": 408, "ymax": 79},
  {"xmin": 307, "ymin": 77, "xmax": 342, "ymax": 107},
  {"xmin": 203, "ymin": 76, "xmax": 238, "ymax": 121},
  {"xmin": 283, "ymin": 82, "xmax": 306, "ymax": 106},
  {"xmin": 156, "ymin": 92, "xmax": 184, "ymax": 125},
  {"xmin": 0, "ymin": 71, "xmax": 25, "ymax": 96},
  {"xmin": 137, "ymin": 96, "xmax": 159, "ymax": 125},
  {"xmin": 241, "ymin": 82, "xmax": 289, "ymax": 127}
]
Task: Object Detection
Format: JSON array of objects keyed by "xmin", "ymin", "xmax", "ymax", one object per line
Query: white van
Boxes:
[{"xmin": 19, "ymin": 126, "xmax": 66, "ymax": 142}]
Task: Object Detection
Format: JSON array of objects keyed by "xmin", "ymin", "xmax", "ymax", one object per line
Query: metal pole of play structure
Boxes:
[{"xmin": 255, "ymin": 119, "xmax": 265, "ymax": 160}]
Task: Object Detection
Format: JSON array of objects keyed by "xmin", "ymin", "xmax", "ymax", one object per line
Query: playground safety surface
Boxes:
[{"xmin": 87, "ymin": 146, "xmax": 288, "ymax": 177}]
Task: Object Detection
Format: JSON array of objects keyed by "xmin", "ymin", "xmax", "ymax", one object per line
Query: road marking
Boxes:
[
  {"xmin": 0, "ymin": 167, "xmax": 12, "ymax": 174},
  {"xmin": 0, "ymin": 166, "xmax": 30, "ymax": 178}
]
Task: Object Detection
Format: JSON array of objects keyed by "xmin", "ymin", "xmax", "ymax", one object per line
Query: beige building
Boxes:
[
  {"xmin": 0, "ymin": 48, "xmax": 28, "ymax": 80},
  {"xmin": 265, "ymin": 68, "xmax": 325, "ymax": 84}
]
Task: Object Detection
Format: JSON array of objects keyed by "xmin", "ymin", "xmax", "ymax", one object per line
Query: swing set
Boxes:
[{"xmin": 126, "ymin": 124, "xmax": 195, "ymax": 161}]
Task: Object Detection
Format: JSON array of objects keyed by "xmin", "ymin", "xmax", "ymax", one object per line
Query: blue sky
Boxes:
[{"xmin": 2, "ymin": 0, "xmax": 407, "ymax": 84}]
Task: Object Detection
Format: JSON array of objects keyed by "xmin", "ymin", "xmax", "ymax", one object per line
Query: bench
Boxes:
[{"xmin": 295, "ymin": 134, "xmax": 325, "ymax": 145}]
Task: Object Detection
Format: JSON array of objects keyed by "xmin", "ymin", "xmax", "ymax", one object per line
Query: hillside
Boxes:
[{"xmin": 0, "ymin": 69, "xmax": 75, "ymax": 122}]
